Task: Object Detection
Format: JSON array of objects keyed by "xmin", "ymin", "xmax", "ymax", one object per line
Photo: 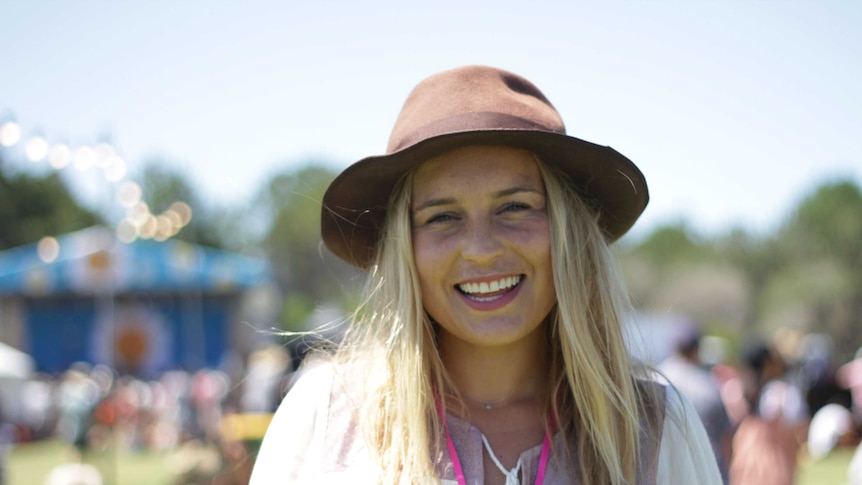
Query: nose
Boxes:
[{"xmin": 460, "ymin": 219, "xmax": 504, "ymax": 264}]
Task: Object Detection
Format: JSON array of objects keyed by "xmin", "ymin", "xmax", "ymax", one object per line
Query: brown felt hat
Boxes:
[{"xmin": 322, "ymin": 65, "xmax": 648, "ymax": 269}]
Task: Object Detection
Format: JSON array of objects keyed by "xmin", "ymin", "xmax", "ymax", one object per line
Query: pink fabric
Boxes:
[{"xmin": 729, "ymin": 415, "xmax": 798, "ymax": 485}]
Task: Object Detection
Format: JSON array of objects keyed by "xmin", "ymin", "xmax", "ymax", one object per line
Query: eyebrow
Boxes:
[{"xmin": 412, "ymin": 185, "xmax": 544, "ymax": 213}]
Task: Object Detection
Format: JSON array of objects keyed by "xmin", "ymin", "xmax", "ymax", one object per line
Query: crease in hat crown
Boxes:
[
  {"xmin": 386, "ymin": 65, "xmax": 567, "ymax": 154},
  {"xmin": 321, "ymin": 65, "xmax": 649, "ymax": 269}
]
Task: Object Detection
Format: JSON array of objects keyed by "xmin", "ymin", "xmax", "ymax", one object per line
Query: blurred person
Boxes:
[
  {"xmin": 806, "ymin": 403, "xmax": 857, "ymax": 460},
  {"xmin": 191, "ymin": 369, "xmax": 230, "ymax": 443},
  {"xmin": 0, "ymin": 400, "xmax": 11, "ymax": 485},
  {"xmin": 54, "ymin": 364, "xmax": 100, "ymax": 453},
  {"xmin": 20, "ymin": 373, "xmax": 55, "ymax": 440},
  {"xmin": 241, "ymin": 345, "xmax": 291, "ymax": 414},
  {"xmin": 712, "ymin": 357, "xmax": 750, "ymax": 429},
  {"xmin": 838, "ymin": 347, "xmax": 862, "ymax": 423},
  {"xmin": 796, "ymin": 334, "xmax": 850, "ymax": 418},
  {"xmin": 251, "ymin": 65, "xmax": 721, "ymax": 484},
  {"xmin": 161, "ymin": 369, "xmax": 197, "ymax": 441},
  {"xmin": 729, "ymin": 338, "xmax": 808, "ymax": 485},
  {"xmin": 658, "ymin": 324, "xmax": 733, "ymax": 483},
  {"xmin": 146, "ymin": 378, "xmax": 181, "ymax": 450}
]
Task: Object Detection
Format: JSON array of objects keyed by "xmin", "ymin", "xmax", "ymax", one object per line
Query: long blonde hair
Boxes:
[{"xmin": 331, "ymin": 154, "xmax": 656, "ymax": 484}]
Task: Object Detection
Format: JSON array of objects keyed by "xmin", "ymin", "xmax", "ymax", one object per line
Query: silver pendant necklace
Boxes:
[{"xmin": 481, "ymin": 397, "xmax": 508, "ymax": 410}]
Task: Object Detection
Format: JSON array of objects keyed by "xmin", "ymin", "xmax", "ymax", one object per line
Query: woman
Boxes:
[
  {"xmin": 729, "ymin": 338, "xmax": 807, "ymax": 485},
  {"xmin": 250, "ymin": 65, "xmax": 720, "ymax": 484}
]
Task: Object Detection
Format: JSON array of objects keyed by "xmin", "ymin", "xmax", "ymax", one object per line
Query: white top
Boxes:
[{"xmin": 250, "ymin": 363, "xmax": 722, "ymax": 484}]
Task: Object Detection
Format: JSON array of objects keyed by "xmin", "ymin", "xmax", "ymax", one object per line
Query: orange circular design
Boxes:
[
  {"xmin": 117, "ymin": 326, "xmax": 148, "ymax": 366},
  {"xmin": 88, "ymin": 251, "xmax": 111, "ymax": 271}
]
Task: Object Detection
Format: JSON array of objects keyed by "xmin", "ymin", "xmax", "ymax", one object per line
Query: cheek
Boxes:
[
  {"xmin": 412, "ymin": 233, "xmax": 448, "ymax": 296},
  {"xmin": 508, "ymin": 221, "xmax": 552, "ymax": 264},
  {"xmin": 522, "ymin": 224, "xmax": 555, "ymax": 296},
  {"xmin": 412, "ymin": 232, "xmax": 455, "ymax": 275}
]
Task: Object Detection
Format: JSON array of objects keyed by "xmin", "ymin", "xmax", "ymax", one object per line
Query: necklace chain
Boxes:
[{"xmin": 463, "ymin": 393, "xmax": 515, "ymax": 410}]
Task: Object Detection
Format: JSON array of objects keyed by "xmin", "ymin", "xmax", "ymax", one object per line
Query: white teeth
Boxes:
[{"xmin": 458, "ymin": 276, "xmax": 521, "ymax": 295}]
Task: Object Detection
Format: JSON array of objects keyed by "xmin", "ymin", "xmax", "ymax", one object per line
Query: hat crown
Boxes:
[
  {"xmin": 386, "ymin": 65, "xmax": 566, "ymax": 153},
  {"xmin": 322, "ymin": 65, "xmax": 648, "ymax": 269}
]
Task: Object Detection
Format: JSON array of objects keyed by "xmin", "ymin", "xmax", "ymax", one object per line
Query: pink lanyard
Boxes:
[{"xmin": 436, "ymin": 400, "xmax": 552, "ymax": 485}]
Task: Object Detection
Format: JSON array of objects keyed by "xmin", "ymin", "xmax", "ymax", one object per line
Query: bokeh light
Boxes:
[
  {"xmin": 116, "ymin": 219, "xmax": 139, "ymax": 244},
  {"xmin": 37, "ymin": 237, "xmax": 60, "ymax": 263},
  {"xmin": 48, "ymin": 144, "xmax": 72, "ymax": 169},
  {"xmin": 170, "ymin": 202, "xmax": 193, "ymax": 226},
  {"xmin": 155, "ymin": 215, "xmax": 175, "ymax": 241},
  {"xmin": 94, "ymin": 143, "xmax": 115, "ymax": 168},
  {"xmin": 2, "ymin": 114, "xmax": 193, "ymax": 245},
  {"xmin": 163, "ymin": 209, "xmax": 183, "ymax": 231},
  {"xmin": 118, "ymin": 182, "xmax": 143, "ymax": 208},
  {"xmin": 103, "ymin": 155, "xmax": 127, "ymax": 182},
  {"xmin": 73, "ymin": 145, "xmax": 95, "ymax": 171},
  {"xmin": 0, "ymin": 121, "xmax": 22, "ymax": 147},
  {"xmin": 127, "ymin": 202, "xmax": 151, "ymax": 227},
  {"xmin": 139, "ymin": 216, "xmax": 158, "ymax": 240},
  {"xmin": 25, "ymin": 136, "xmax": 48, "ymax": 162}
]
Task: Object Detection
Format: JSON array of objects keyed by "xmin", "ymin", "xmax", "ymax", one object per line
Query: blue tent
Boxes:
[
  {"xmin": 0, "ymin": 226, "xmax": 270, "ymax": 295},
  {"xmin": 0, "ymin": 227, "xmax": 274, "ymax": 376}
]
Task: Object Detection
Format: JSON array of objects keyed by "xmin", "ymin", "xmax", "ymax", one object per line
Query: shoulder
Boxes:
[
  {"xmin": 288, "ymin": 360, "xmax": 338, "ymax": 400},
  {"xmin": 250, "ymin": 361, "xmax": 336, "ymax": 485},
  {"xmin": 662, "ymin": 383, "xmax": 716, "ymax": 439},
  {"xmin": 656, "ymin": 385, "xmax": 723, "ymax": 484},
  {"xmin": 250, "ymin": 358, "xmax": 381, "ymax": 485},
  {"xmin": 663, "ymin": 382, "xmax": 691, "ymax": 418},
  {"xmin": 269, "ymin": 359, "xmax": 338, "ymax": 421}
]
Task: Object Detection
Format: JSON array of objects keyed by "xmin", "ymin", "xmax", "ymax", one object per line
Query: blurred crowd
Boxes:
[
  {"xmin": 3, "ymin": 328, "xmax": 862, "ymax": 485},
  {"xmin": 0, "ymin": 344, "xmax": 296, "ymax": 485},
  {"xmin": 658, "ymin": 327, "xmax": 862, "ymax": 485}
]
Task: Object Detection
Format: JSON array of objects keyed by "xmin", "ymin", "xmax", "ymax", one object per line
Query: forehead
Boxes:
[{"xmin": 411, "ymin": 145, "xmax": 543, "ymax": 198}]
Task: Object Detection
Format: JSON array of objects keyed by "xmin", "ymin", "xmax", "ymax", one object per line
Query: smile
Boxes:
[{"xmin": 456, "ymin": 275, "xmax": 523, "ymax": 300}]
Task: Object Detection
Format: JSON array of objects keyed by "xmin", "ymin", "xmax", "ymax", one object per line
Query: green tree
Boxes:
[
  {"xmin": 621, "ymin": 223, "xmax": 749, "ymax": 330},
  {"xmin": 256, "ymin": 163, "xmax": 362, "ymax": 331},
  {"xmin": 761, "ymin": 179, "xmax": 862, "ymax": 357},
  {"xmin": 782, "ymin": 179, "xmax": 862, "ymax": 268},
  {"xmin": 136, "ymin": 160, "xmax": 236, "ymax": 250},
  {"xmin": 713, "ymin": 227, "xmax": 784, "ymax": 329},
  {"xmin": 0, "ymin": 157, "xmax": 102, "ymax": 249},
  {"xmin": 631, "ymin": 222, "xmax": 707, "ymax": 267},
  {"xmin": 619, "ymin": 178, "xmax": 862, "ymax": 357}
]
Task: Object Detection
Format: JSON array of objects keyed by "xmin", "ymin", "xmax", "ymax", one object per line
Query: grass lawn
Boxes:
[
  {"xmin": 7, "ymin": 439, "xmax": 177, "ymax": 485},
  {"xmin": 7, "ymin": 438, "xmax": 858, "ymax": 485},
  {"xmin": 798, "ymin": 448, "xmax": 857, "ymax": 485}
]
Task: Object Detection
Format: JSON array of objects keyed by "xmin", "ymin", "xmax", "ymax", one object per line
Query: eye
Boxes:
[
  {"xmin": 501, "ymin": 202, "xmax": 531, "ymax": 213},
  {"xmin": 425, "ymin": 212, "xmax": 457, "ymax": 225}
]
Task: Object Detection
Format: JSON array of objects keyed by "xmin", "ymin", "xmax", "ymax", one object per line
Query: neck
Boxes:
[{"xmin": 438, "ymin": 323, "xmax": 550, "ymax": 410}]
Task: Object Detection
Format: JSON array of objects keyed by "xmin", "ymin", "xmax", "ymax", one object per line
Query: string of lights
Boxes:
[{"xmin": 0, "ymin": 116, "xmax": 194, "ymax": 259}]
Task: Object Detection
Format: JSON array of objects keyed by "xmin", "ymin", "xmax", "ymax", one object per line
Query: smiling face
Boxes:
[{"xmin": 411, "ymin": 145, "xmax": 557, "ymax": 349}]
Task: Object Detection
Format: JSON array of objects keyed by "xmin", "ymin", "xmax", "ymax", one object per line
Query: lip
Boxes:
[{"xmin": 455, "ymin": 274, "xmax": 524, "ymax": 311}]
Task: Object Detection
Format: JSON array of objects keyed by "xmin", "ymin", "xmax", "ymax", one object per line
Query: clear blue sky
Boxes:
[{"xmin": 2, "ymin": 0, "xmax": 860, "ymax": 241}]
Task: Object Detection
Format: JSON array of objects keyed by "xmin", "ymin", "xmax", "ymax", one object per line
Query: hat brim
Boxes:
[{"xmin": 322, "ymin": 129, "xmax": 648, "ymax": 269}]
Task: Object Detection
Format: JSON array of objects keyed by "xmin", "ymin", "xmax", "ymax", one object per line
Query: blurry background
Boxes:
[{"xmin": 1, "ymin": 1, "xmax": 861, "ymax": 484}]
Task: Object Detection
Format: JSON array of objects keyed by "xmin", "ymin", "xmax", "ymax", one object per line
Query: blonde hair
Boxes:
[
  {"xmin": 538, "ymin": 159, "xmax": 654, "ymax": 483},
  {"xmin": 331, "ymin": 155, "xmax": 657, "ymax": 484}
]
